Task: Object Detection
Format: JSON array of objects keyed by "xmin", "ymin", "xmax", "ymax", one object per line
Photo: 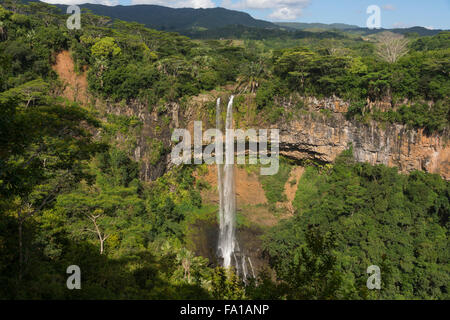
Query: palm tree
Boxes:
[
  {"xmin": 177, "ymin": 248, "xmax": 194, "ymax": 283},
  {"xmin": 235, "ymin": 59, "xmax": 266, "ymax": 94},
  {"xmin": 0, "ymin": 21, "xmax": 7, "ymax": 41}
]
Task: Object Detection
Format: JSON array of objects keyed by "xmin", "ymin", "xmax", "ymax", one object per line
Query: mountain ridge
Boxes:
[
  {"xmin": 276, "ymin": 22, "xmax": 361, "ymax": 30},
  {"xmin": 22, "ymin": 1, "xmax": 446, "ymax": 36},
  {"xmin": 52, "ymin": 2, "xmax": 276, "ymax": 31}
]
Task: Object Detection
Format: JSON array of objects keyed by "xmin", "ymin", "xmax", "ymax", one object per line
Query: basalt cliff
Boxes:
[
  {"xmin": 277, "ymin": 97, "xmax": 449, "ymax": 180},
  {"xmin": 54, "ymin": 52, "xmax": 449, "ymax": 181}
]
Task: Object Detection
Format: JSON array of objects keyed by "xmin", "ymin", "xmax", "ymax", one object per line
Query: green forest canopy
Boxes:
[{"xmin": 0, "ymin": 1, "xmax": 448, "ymax": 299}]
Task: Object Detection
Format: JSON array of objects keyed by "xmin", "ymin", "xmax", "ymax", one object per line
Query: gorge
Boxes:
[
  {"xmin": 216, "ymin": 96, "xmax": 254, "ymax": 279},
  {"xmin": 2, "ymin": 1, "xmax": 448, "ymax": 299},
  {"xmin": 102, "ymin": 94, "xmax": 449, "ymax": 182},
  {"xmin": 52, "ymin": 51, "xmax": 448, "ymax": 182}
]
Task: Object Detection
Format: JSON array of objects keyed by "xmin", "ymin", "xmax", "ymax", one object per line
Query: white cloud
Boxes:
[
  {"xmin": 42, "ymin": 0, "xmax": 119, "ymax": 5},
  {"xmin": 269, "ymin": 7, "xmax": 301, "ymax": 20},
  {"xmin": 130, "ymin": 0, "xmax": 215, "ymax": 8},
  {"xmin": 222, "ymin": 0, "xmax": 311, "ymax": 20}
]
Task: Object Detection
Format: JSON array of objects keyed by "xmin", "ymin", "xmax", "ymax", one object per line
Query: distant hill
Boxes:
[
  {"xmin": 276, "ymin": 22, "xmax": 361, "ymax": 30},
  {"xmin": 360, "ymin": 26, "xmax": 444, "ymax": 37},
  {"xmin": 182, "ymin": 24, "xmax": 347, "ymax": 40},
  {"xmin": 50, "ymin": 3, "xmax": 275, "ymax": 31},
  {"xmin": 277, "ymin": 22, "xmax": 443, "ymax": 36}
]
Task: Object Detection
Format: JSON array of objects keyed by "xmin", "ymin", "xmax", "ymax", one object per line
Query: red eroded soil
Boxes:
[{"xmin": 52, "ymin": 50, "xmax": 89, "ymax": 104}]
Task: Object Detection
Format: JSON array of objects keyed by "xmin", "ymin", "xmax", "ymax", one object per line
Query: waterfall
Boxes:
[
  {"xmin": 216, "ymin": 97, "xmax": 224, "ymax": 256},
  {"xmin": 216, "ymin": 96, "xmax": 250, "ymax": 280},
  {"xmin": 217, "ymin": 95, "xmax": 236, "ymax": 268}
]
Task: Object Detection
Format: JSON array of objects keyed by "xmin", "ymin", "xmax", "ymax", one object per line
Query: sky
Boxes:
[{"xmin": 42, "ymin": 0, "xmax": 450, "ymax": 29}]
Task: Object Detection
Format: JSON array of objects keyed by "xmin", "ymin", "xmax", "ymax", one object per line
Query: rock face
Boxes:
[
  {"xmin": 278, "ymin": 99, "xmax": 449, "ymax": 180},
  {"xmin": 51, "ymin": 52, "xmax": 449, "ymax": 180},
  {"xmin": 97, "ymin": 95, "xmax": 450, "ymax": 181},
  {"xmin": 116, "ymin": 95, "xmax": 449, "ymax": 181},
  {"xmin": 103, "ymin": 100, "xmax": 174, "ymax": 182}
]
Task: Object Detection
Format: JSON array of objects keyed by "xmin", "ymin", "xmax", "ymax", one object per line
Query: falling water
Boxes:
[
  {"xmin": 216, "ymin": 97, "xmax": 224, "ymax": 256},
  {"xmin": 217, "ymin": 96, "xmax": 236, "ymax": 268},
  {"xmin": 216, "ymin": 96, "xmax": 252, "ymax": 281}
]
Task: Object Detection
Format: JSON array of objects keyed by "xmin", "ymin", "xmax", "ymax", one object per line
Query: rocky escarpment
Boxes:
[
  {"xmin": 112, "ymin": 95, "xmax": 449, "ymax": 181},
  {"xmin": 102, "ymin": 100, "xmax": 175, "ymax": 182},
  {"xmin": 52, "ymin": 51, "xmax": 448, "ymax": 180},
  {"xmin": 53, "ymin": 51, "xmax": 177, "ymax": 182},
  {"xmin": 277, "ymin": 97, "xmax": 449, "ymax": 180}
]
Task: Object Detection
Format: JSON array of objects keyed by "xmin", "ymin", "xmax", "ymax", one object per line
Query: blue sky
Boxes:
[{"xmin": 43, "ymin": 0, "xmax": 450, "ymax": 29}]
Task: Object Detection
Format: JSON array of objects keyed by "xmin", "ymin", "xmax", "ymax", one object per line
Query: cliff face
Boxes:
[
  {"xmin": 114, "ymin": 95, "xmax": 449, "ymax": 181},
  {"xmin": 52, "ymin": 52, "xmax": 449, "ymax": 180},
  {"xmin": 277, "ymin": 98, "xmax": 449, "ymax": 180},
  {"xmin": 103, "ymin": 100, "xmax": 174, "ymax": 182}
]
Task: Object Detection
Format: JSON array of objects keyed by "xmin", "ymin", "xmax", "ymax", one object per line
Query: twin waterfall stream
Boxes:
[{"xmin": 216, "ymin": 96, "xmax": 256, "ymax": 281}]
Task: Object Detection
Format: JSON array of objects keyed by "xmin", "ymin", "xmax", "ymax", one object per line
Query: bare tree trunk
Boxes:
[
  {"xmin": 18, "ymin": 220, "xmax": 23, "ymax": 281},
  {"xmin": 182, "ymin": 258, "xmax": 191, "ymax": 283},
  {"xmin": 87, "ymin": 213, "xmax": 109, "ymax": 255},
  {"xmin": 375, "ymin": 32, "xmax": 409, "ymax": 64},
  {"xmin": 16, "ymin": 192, "xmax": 59, "ymax": 281}
]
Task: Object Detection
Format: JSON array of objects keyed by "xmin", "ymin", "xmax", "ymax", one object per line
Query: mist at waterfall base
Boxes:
[{"xmin": 216, "ymin": 96, "xmax": 256, "ymax": 281}]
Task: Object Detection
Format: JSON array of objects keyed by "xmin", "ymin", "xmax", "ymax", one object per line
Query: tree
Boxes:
[
  {"xmin": 177, "ymin": 248, "xmax": 194, "ymax": 282},
  {"xmin": 211, "ymin": 267, "xmax": 246, "ymax": 300},
  {"xmin": 274, "ymin": 48, "xmax": 316, "ymax": 91},
  {"xmin": 91, "ymin": 37, "xmax": 121, "ymax": 88},
  {"xmin": 375, "ymin": 32, "xmax": 409, "ymax": 63},
  {"xmin": 85, "ymin": 209, "xmax": 110, "ymax": 255},
  {"xmin": 285, "ymin": 228, "xmax": 343, "ymax": 299},
  {"xmin": 0, "ymin": 82, "xmax": 102, "ymax": 280},
  {"xmin": 0, "ymin": 6, "xmax": 11, "ymax": 41},
  {"xmin": 54, "ymin": 149, "xmax": 144, "ymax": 256},
  {"xmin": 236, "ymin": 59, "xmax": 266, "ymax": 94},
  {"xmin": 91, "ymin": 37, "xmax": 122, "ymax": 59},
  {"xmin": 264, "ymin": 225, "xmax": 344, "ymax": 299}
]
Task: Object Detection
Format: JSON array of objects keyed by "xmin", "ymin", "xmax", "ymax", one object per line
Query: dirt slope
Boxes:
[{"xmin": 52, "ymin": 50, "xmax": 89, "ymax": 104}]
